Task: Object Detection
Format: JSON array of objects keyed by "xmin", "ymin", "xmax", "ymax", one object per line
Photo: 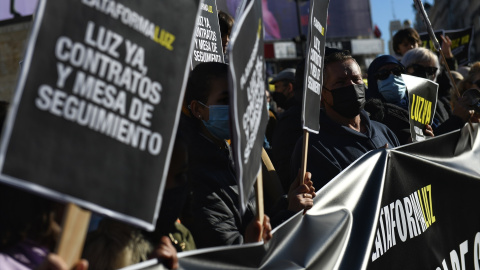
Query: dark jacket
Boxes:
[
  {"xmin": 291, "ymin": 109, "xmax": 400, "ymax": 190},
  {"xmin": 364, "ymin": 99, "xmax": 411, "ymax": 145},
  {"xmin": 270, "ymin": 102, "xmax": 303, "ymax": 193},
  {"xmin": 366, "ymin": 55, "xmax": 411, "ymax": 144},
  {"xmin": 180, "ymin": 115, "xmax": 256, "ymax": 249}
]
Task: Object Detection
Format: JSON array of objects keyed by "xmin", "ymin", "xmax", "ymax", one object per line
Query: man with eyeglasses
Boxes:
[{"xmin": 290, "ymin": 49, "xmax": 400, "ymax": 191}]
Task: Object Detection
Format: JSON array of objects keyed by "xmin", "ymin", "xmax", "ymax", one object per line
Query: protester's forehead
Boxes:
[{"xmin": 327, "ymin": 59, "xmax": 361, "ymax": 75}]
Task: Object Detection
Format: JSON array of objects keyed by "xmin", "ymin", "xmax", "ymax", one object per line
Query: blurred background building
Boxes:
[{"xmin": 426, "ymin": 0, "xmax": 480, "ymax": 61}]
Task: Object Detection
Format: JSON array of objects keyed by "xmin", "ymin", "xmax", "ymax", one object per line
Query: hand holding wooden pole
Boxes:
[
  {"xmin": 255, "ymin": 167, "xmax": 264, "ymax": 236},
  {"xmin": 55, "ymin": 203, "xmax": 91, "ymax": 269},
  {"xmin": 300, "ymin": 130, "xmax": 309, "ymax": 185}
]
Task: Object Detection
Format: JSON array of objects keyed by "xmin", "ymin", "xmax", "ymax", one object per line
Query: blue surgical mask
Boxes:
[
  {"xmin": 377, "ymin": 74, "xmax": 407, "ymax": 103},
  {"xmin": 199, "ymin": 102, "xmax": 230, "ymax": 140}
]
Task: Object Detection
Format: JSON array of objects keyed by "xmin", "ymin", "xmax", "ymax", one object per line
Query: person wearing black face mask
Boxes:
[
  {"xmin": 269, "ymin": 68, "xmax": 296, "ymax": 114},
  {"xmin": 290, "ymin": 49, "xmax": 400, "ymax": 191}
]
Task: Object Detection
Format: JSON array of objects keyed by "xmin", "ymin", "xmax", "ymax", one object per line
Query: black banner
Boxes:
[
  {"xmin": 228, "ymin": 0, "xmax": 268, "ymax": 213},
  {"xmin": 0, "ymin": 0, "xmax": 199, "ymax": 230},
  {"xmin": 191, "ymin": 0, "xmax": 224, "ymax": 68},
  {"xmin": 126, "ymin": 123, "xmax": 480, "ymax": 270},
  {"xmin": 302, "ymin": 0, "xmax": 329, "ymax": 133},
  {"xmin": 419, "ymin": 27, "xmax": 474, "ymax": 66},
  {"xmin": 403, "ymin": 74, "xmax": 438, "ymax": 142}
]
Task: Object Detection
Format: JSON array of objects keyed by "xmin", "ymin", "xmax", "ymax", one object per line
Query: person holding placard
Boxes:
[
  {"xmin": 180, "ymin": 62, "xmax": 315, "ymax": 248},
  {"xmin": 291, "ymin": 50, "xmax": 400, "ymax": 190},
  {"xmin": 365, "ymin": 55, "xmax": 416, "ymax": 144},
  {"xmin": 0, "ymin": 184, "xmax": 89, "ymax": 270},
  {"xmin": 402, "ymin": 48, "xmax": 473, "ymax": 135}
]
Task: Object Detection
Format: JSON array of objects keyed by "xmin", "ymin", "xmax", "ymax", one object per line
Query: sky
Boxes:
[{"xmin": 369, "ymin": 0, "xmax": 433, "ymax": 54}]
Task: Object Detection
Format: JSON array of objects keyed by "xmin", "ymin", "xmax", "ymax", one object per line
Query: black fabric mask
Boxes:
[
  {"xmin": 271, "ymin": 91, "xmax": 288, "ymax": 109},
  {"xmin": 327, "ymin": 84, "xmax": 366, "ymax": 118}
]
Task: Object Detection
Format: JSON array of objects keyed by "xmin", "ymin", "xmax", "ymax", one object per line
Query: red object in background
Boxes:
[
  {"xmin": 374, "ymin": 24, "xmax": 381, "ymax": 38},
  {"xmin": 264, "ymin": 43, "xmax": 274, "ymax": 59}
]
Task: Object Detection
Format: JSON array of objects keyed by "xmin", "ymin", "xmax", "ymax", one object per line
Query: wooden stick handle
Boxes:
[
  {"xmin": 300, "ymin": 130, "xmax": 309, "ymax": 184},
  {"xmin": 255, "ymin": 167, "xmax": 264, "ymax": 235},
  {"xmin": 55, "ymin": 203, "xmax": 91, "ymax": 268}
]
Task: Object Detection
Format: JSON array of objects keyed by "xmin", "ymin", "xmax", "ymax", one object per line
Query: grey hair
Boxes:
[{"xmin": 401, "ymin": 47, "xmax": 440, "ymax": 78}]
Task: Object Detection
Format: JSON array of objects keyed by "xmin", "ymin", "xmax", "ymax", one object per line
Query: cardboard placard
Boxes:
[
  {"xmin": 191, "ymin": 0, "xmax": 225, "ymax": 67},
  {"xmin": 302, "ymin": 0, "xmax": 329, "ymax": 133},
  {"xmin": 402, "ymin": 74, "xmax": 438, "ymax": 142},
  {"xmin": 0, "ymin": 0, "xmax": 200, "ymax": 230},
  {"xmin": 228, "ymin": 0, "xmax": 268, "ymax": 213}
]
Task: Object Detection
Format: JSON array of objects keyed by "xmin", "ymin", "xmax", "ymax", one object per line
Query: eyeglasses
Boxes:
[
  {"xmin": 374, "ymin": 66, "xmax": 405, "ymax": 80},
  {"xmin": 407, "ymin": 64, "xmax": 438, "ymax": 79}
]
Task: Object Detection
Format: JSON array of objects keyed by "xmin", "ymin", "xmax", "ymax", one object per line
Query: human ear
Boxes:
[{"xmin": 189, "ymin": 100, "xmax": 206, "ymax": 120}]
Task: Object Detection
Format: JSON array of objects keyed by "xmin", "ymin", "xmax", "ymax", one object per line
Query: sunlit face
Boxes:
[
  {"xmin": 323, "ymin": 59, "xmax": 363, "ymax": 90},
  {"xmin": 397, "ymin": 40, "xmax": 419, "ymax": 56},
  {"xmin": 322, "ymin": 59, "xmax": 363, "ymax": 106}
]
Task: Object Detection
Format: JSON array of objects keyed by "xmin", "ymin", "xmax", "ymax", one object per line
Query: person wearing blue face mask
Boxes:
[
  {"xmin": 365, "ymin": 55, "xmax": 413, "ymax": 144},
  {"xmin": 179, "ymin": 62, "xmax": 316, "ymax": 249}
]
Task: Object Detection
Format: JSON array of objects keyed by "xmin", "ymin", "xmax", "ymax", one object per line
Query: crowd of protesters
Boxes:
[{"xmin": 1, "ymin": 5, "xmax": 480, "ymax": 268}]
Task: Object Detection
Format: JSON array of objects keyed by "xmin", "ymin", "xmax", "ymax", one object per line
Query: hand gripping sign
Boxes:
[{"xmin": 402, "ymin": 74, "xmax": 438, "ymax": 142}]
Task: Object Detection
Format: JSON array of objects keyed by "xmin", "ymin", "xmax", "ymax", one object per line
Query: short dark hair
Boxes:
[
  {"xmin": 392, "ymin": 28, "xmax": 421, "ymax": 55},
  {"xmin": 185, "ymin": 62, "xmax": 229, "ymax": 106},
  {"xmin": 218, "ymin": 10, "xmax": 234, "ymax": 37},
  {"xmin": 323, "ymin": 51, "xmax": 358, "ymax": 81},
  {"xmin": 324, "ymin": 50, "xmax": 353, "ymax": 66}
]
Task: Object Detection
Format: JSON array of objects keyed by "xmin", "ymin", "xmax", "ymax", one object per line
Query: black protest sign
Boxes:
[
  {"xmin": 420, "ymin": 27, "xmax": 473, "ymax": 66},
  {"xmin": 191, "ymin": 0, "xmax": 224, "ymax": 67},
  {"xmin": 302, "ymin": 0, "xmax": 329, "ymax": 133},
  {"xmin": 0, "ymin": 0, "xmax": 199, "ymax": 230},
  {"xmin": 402, "ymin": 74, "xmax": 438, "ymax": 142},
  {"xmin": 444, "ymin": 27, "xmax": 474, "ymax": 66},
  {"xmin": 419, "ymin": 29, "xmax": 444, "ymax": 52},
  {"xmin": 228, "ymin": 0, "xmax": 268, "ymax": 213}
]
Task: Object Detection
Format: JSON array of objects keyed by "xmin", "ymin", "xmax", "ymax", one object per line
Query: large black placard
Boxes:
[
  {"xmin": 191, "ymin": 0, "xmax": 224, "ymax": 67},
  {"xmin": 0, "ymin": 0, "xmax": 199, "ymax": 230},
  {"xmin": 228, "ymin": 0, "xmax": 268, "ymax": 213},
  {"xmin": 302, "ymin": 0, "xmax": 329, "ymax": 133}
]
